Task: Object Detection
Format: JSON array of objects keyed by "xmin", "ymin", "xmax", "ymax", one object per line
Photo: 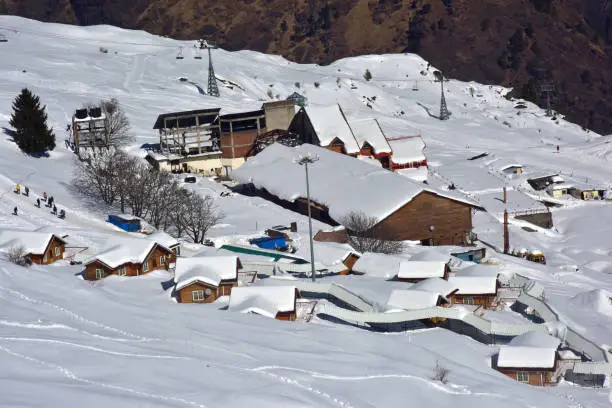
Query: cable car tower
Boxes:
[
  {"xmin": 433, "ymin": 70, "xmax": 450, "ymax": 120},
  {"xmin": 540, "ymin": 82, "xmax": 554, "ymax": 117},
  {"xmin": 198, "ymin": 39, "xmax": 219, "ymax": 97}
]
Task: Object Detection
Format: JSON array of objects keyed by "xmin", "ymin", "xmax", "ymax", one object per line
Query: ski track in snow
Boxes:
[
  {"xmin": 251, "ymin": 366, "xmax": 502, "ymax": 398},
  {"xmin": 0, "ymin": 344, "xmax": 210, "ymax": 408},
  {"xmin": 0, "ymin": 337, "xmax": 187, "ymax": 359},
  {"xmin": 0, "ymin": 284, "xmax": 153, "ymax": 341}
]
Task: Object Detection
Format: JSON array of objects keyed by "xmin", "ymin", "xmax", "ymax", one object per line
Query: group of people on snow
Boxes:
[{"xmin": 12, "ymin": 186, "xmax": 65, "ymax": 219}]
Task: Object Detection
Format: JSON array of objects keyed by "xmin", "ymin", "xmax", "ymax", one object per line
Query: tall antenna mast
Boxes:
[{"xmin": 199, "ymin": 39, "xmax": 219, "ymax": 97}]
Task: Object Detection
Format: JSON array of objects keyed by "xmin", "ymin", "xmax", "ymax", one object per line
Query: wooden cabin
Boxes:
[
  {"xmin": 173, "ymin": 256, "xmax": 241, "ymax": 303},
  {"xmin": 228, "ymin": 286, "xmax": 301, "ymax": 321},
  {"xmin": 396, "ymin": 261, "xmax": 450, "ymax": 283},
  {"xmin": 500, "ymin": 164, "xmax": 523, "ymax": 176},
  {"xmin": 147, "ymin": 230, "xmax": 181, "ymax": 259},
  {"xmin": 313, "ymin": 228, "xmax": 349, "ymax": 244},
  {"xmin": 350, "ymin": 118, "xmax": 393, "ymax": 169},
  {"xmin": 494, "ymin": 332, "xmax": 561, "ymax": 386},
  {"xmin": 0, "ymin": 230, "xmax": 67, "ymax": 265},
  {"xmin": 217, "ymin": 109, "xmax": 267, "ymax": 172},
  {"xmin": 288, "ymin": 105, "xmax": 361, "ymax": 155},
  {"xmin": 84, "ymin": 237, "xmax": 173, "ymax": 280},
  {"xmin": 233, "ymin": 144, "xmax": 478, "ymax": 246},
  {"xmin": 447, "ymin": 276, "xmax": 498, "ymax": 308}
]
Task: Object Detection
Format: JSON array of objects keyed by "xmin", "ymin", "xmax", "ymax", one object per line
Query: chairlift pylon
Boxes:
[{"xmin": 176, "ymin": 47, "xmax": 184, "ymax": 60}]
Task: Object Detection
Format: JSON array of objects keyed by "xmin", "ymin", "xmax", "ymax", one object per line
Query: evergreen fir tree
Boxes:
[{"xmin": 9, "ymin": 88, "xmax": 55, "ymax": 155}]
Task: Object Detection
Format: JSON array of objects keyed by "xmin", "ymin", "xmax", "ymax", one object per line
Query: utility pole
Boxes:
[
  {"xmin": 503, "ymin": 187, "xmax": 509, "ymax": 254},
  {"xmin": 296, "ymin": 153, "xmax": 319, "ymax": 282}
]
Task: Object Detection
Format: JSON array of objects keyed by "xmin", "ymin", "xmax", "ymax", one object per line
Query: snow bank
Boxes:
[{"xmin": 569, "ymin": 289, "xmax": 612, "ymax": 317}]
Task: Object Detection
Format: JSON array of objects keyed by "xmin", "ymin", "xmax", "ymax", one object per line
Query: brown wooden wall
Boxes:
[
  {"xmin": 84, "ymin": 245, "xmax": 172, "ymax": 280},
  {"xmin": 374, "ymin": 191, "xmax": 473, "ymax": 245},
  {"xmin": 275, "ymin": 310, "xmax": 297, "ymax": 321},
  {"xmin": 177, "ymin": 280, "xmax": 237, "ymax": 303},
  {"xmin": 496, "ymin": 368, "xmax": 555, "ymax": 386},
  {"xmin": 221, "ymin": 129, "xmax": 261, "ymax": 159},
  {"xmin": 449, "ymin": 294, "xmax": 496, "ymax": 309},
  {"xmin": 30, "ymin": 236, "xmax": 65, "ymax": 265},
  {"xmin": 343, "ymin": 253, "xmax": 360, "ymax": 274}
]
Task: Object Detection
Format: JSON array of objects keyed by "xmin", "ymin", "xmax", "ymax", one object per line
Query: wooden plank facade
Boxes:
[
  {"xmin": 449, "ymin": 293, "xmax": 497, "ymax": 309},
  {"xmin": 85, "ymin": 245, "xmax": 173, "ymax": 280},
  {"xmin": 373, "ymin": 191, "xmax": 474, "ymax": 246},
  {"xmin": 177, "ymin": 280, "xmax": 237, "ymax": 303},
  {"xmin": 496, "ymin": 367, "xmax": 556, "ymax": 386},
  {"xmin": 275, "ymin": 288, "xmax": 301, "ymax": 321},
  {"xmin": 29, "ymin": 236, "xmax": 66, "ymax": 265}
]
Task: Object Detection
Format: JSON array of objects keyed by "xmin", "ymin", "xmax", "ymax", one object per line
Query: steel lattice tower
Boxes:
[
  {"xmin": 439, "ymin": 80, "xmax": 450, "ymax": 120},
  {"xmin": 541, "ymin": 83, "xmax": 554, "ymax": 117},
  {"xmin": 207, "ymin": 47, "xmax": 219, "ymax": 97}
]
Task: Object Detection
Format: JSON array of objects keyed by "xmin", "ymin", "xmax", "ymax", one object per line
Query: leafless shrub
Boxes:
[
  {"xmin": 341, "ymin": 211, "xmax": 404, "ymax": 255},
  {"xmin": 6, "ymin": 245, "xmax": 32, "ymax": 267},
  {"xmin": 314, "ymin": 81, "xmax": 320, "ymax": 88},
  {"xmin": 266, "ymin": 88, "xmax": 274, "ymax": 99},
  {"xmin": 73, "ymin": 149, "xmax": 124, "ymax": 206},
  {"xmin": 178, "ymin": 192, "xmax": 223, "ymax": 244},
  {"xmin": 432, "ymin": 360, "xmax": 450, "ymax": 384},
  {"xmin": 100, "ymin": 98, "xmax": 132, "ymax": 147}
]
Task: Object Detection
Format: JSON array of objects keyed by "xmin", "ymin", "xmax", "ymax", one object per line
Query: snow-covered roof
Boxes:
[
  {"xmin": 447, "ymin": 276, "xmax": 497, "ymax": 295},
  {"xmin": 310, "ymin": 241, "xmax": 360, "ymax": 267},
  {"xmin": 434, "ymin": 162, "xmax": 504, "ymax": 194},
  {"xmin": 350, "ymin": 118, "xmax": 392, "ymax": 154},
  {"xmin": 232, "ymin": 143, "xmax": 476, "ymax": 223},
  {"xmin": 508, "ymin": 331, "xmax": 561, "ymax": 349},
  {"xmin": 408, "ymin": 249, "xmax": 451, "ymax": 263},
  {"xmin": 303, "ymin": 105, "xmax": 360, "ymax": 154},
  {"xmin": 352, "ymin": 252, "xmax": 407, "ymax": 278},
  {"xmin": 0, "ymin": 229, "xmax": 65, "ymax": 255},
  {"xmin": 496, "ymin": 346, "xmax": 557, "ymax": 369},
  {"xmin": 146, "ymin": 230, "xmax": 179, "ymax": 249},
  {"xmin": 474, "ymin": 189, "xmax": 548, "ymax": 216},
  {"xmin": 409, "ymin": 278, "xmax": 459, "ymax": 298},
  {"xmin": 389, "ymin": 136, "xmax": 425, "ymax": 165},
  {"xmin": 396, "ymin": 167, "xmax": 428, "ymax": 182},
  {"xmin": 85, "ymin": 236, "xmax": 171, "ymax": 268},
  {"xmin": 499, "ymin": 163, "xmax": 523, "ymax": 171},
  {"xmin": 228, "ymin": 286, "xmax": 298, "ymax": 318},
  {"xmin": 174, "ymin": 256, "xmax": 239, "ymax": 290},
  {"xmin": 386, "ymin": 289, "xmax": 441, "ymax": 310},
  {"xmin": 454, "ymin": 264, "xmax": 501, "ymax": 278},
  {"xmin": 397, "ymin": 261, "xmax": 447, "ymax": 279}
]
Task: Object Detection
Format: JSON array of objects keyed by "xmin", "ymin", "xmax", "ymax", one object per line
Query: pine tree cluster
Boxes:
[{"xmin": 9, "ymin": 88, "xmax": 55, "ymax": 155}]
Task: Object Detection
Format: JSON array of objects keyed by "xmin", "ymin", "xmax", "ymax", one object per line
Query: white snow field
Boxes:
[{"xmin": 0, "ymin": 16, "xmax": 612, "ymax": 407}]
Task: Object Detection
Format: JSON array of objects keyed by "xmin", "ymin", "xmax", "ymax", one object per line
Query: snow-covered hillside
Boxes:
[{"xmin": 1, "ymin": 16, "xmax": 612, "ymax": 407}]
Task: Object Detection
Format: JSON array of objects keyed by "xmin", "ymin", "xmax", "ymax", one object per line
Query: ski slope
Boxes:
[{"xmin": 0, "ymin": 16, "xmax": 612, "ymax": 407}]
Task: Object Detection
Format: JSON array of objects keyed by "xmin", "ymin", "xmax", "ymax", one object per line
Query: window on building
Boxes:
[
  {"xmin": 43, "ymin": 253, "xmax": 48, "ymax": 263},
  {"xmin": 55, "ymin": 247, "xmax": 60, "ymax": 257},
  {"xmin": 462, "ymin": 296, "xmax": 474, "ymax": 305},
  {"xmin": 192, "ymin": 290, "xmax": 205, "ymax": 302},
  {"xmin": 516, "ymin": 371, "xmax": 529, "ymax": 383},
  {"xmin": 143, "ymin": 261, "xmax": 149, "ymax": 272},
  {"xmin": 160, "ymin": 256, "xmax": 166, "ymax": 266},
  {"xmin": 95, "ymin": 268, "xmax": 104, "ymax": 280},
  {"xmin": 118, "ymin": 266, "xmax": 126, "ymax": 276}
]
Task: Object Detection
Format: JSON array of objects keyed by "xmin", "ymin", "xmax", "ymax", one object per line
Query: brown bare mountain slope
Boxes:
[{"xmin": 1, "ymin": 0, "xmax": 611, "ymax": 134}]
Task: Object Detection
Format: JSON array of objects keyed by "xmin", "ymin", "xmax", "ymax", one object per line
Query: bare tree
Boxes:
[
  {"xmin": 73, "ymin": 149, "xmax": 123, "ymax": 206},
  {"xmin": 101, "ymin": 98, "xmax": 132, "ymax": 147},
  {"xmin": 179, "ymin": 192, "xmax": 222, "ymax": 243},
  {"xmin": 146, "ymin": 173, "xmax": 177, "ymax": 229},
  {"xmin": 432, "ymin": 360, "xmax": 450, "ymax": 384},
  {"xmin": 341, "ymin": 211, "xmax": 404, "ymax": 254},
  {"xmin": 6, "ymin": 245, "xmax": 32, "ymax": 267}
]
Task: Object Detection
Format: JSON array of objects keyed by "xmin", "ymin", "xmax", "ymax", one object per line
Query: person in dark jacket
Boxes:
[
  {"xmin": 52, "ymin": 205, "xmax": 57, "ymax": 215},
  {"xmin": 13, "ymin": 207, "xmax": 17, "ymax": 216},
  {"xmin": 36, "ymin": 198, "xmax": 40, "ymax": 207}
]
